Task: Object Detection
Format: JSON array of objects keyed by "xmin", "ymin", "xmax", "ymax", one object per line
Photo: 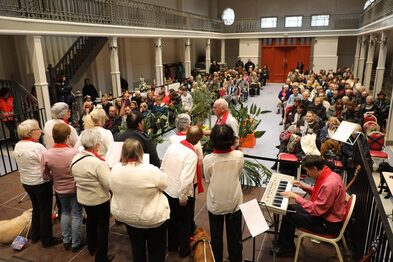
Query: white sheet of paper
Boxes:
[
  {"xmin": 239, "ymin": 199, "xmax": 269, "ymax": 237},
  {"xmin": 331, "ymin": 121, "xmax": 358, "ymax": 144},
  {"xmin": 105, "ymin": 142, "xmax": 123, "ymax": 168},
  {"xmin": 105, "ymin": 142, "xmax": 150, "ymax": 167}
]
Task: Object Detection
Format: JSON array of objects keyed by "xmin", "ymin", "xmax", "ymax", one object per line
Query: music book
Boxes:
[
  {"xmin": 331, "ymin": 121, "xmax": 361, "ymax": 145},
  {"xmin": 239, "ymin": 199, "xmax": 269, "ymax": 237},
  {"xmin": 105, "ymin": 142, "xmax": 150, "ymax": 168}
]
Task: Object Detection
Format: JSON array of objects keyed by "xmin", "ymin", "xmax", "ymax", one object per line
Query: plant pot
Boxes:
[{"xmin": 240, "ymin": 133, "xmax": 256, "ymax": 148}]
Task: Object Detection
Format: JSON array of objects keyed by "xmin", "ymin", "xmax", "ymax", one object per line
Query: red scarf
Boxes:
[
  {"xmin": 85, "ymin": 149, "xmax": 105, "ymax": 162},
  {"xmin": 213, "ymin": 148, "xmax": 234, "ymax": 154},
  {"xmin": 22, "ymin": 137, "xmax": 38, "ymax": 142},
  {"xmin": 311, "ymin": 166, "xmax": 331, "ymax": 202},
  {"xmin": 53, "ymin": 143, "xmax": 69, "ymax": 148},
  {"xmin": 215, "ymin": 111, "xmax": 229, "ymax": 125},
  {"xmin": 176, "ymin": 131, "xmax": 186, "ymax": 136},
  {"xmin": 180, "ymin": 140, "xmax": 204, "ymax": 193}
]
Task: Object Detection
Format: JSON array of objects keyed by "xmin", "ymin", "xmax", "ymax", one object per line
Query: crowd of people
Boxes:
[
  {"xmin": 13, "ymin": 69, "xmax": 247, "ymax": 262},
  {"xmin": 8, "ymin": 61, "xmax": 391, "ymax": 261},
  {"xmin": 276, "ymin": 67, "xmax": 390, "ymax": 169}
]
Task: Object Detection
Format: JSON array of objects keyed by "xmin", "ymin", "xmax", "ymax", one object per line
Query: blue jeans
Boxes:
[{"xmin": 57, "ymin": 193, "xmax": 83, "ymax": 248}]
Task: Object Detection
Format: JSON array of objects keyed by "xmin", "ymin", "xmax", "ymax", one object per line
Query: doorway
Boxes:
[{"xmin": 261, "ymin": 38, "xmax": 312, "ymax": 83}]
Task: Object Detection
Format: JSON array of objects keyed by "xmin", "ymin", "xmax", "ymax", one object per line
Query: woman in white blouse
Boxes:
[
  {"xmin": 14, "ymin": 119, "xmax": 62, "ymax": 248},
  {"xmin": 109, "ymin": 138, "xmax": 169, "ymax": 262},
  {"xmin": 75, "ymin": 107, "xmax": 113, "ymax": 157}
]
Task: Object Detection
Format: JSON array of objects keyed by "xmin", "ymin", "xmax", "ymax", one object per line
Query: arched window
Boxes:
[{"xmin": 364, "ymin": 0, "xmax": 375, "ymax": 10}]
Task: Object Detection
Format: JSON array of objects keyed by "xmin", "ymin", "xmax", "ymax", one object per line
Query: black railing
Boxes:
[
  {"xmin": 0, "ymin": 108, "xmax": 47, "ymax": 177},
  {"xmin": 348, "ymin": 139, "xmax": 393, "ymax": 261}
]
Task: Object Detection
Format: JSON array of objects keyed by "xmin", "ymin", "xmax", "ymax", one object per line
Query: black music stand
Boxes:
[{"xmin": 239, "ymin": 199, "xmax": 271, "ymax": 262}]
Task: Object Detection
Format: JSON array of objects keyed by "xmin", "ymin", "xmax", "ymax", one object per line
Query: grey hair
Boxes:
[
  {"xmin": 51, "ymin": 102, "xmax": 69, "ymax": 119},
  {"xmin": 80, "ymin": 128, "xmax": 102, "ymax": 150},
  {"xmin": 17, "ymin": 119, "xmax": 39, "ymax": 139},
  {"xmin": 175, "ymin": 113, "xmax": 191, "ymax": 132},
  {"xmin": 215, "ymin": 98, "xmax": 229, "ymax": 110}
]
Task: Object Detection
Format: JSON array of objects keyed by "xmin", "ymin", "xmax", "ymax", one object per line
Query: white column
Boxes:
[
  {"xmin": 353, "ymin": 36, "xmax": 361, "ymax": 77},
  {"xmin": 373, "ymin": 32, "xmax": 388, "ymax": 98},
  {"xmin": 109, "ymin": 37, "xmax": 121, "ymax": 97},
  {"xmin": 220, "ymin": 39, "xmax": 225, "ymax": 64},
  {"xmin": 28, "ymin": 36, "xmax": 51, "ymax": 124},
  {"xmin": 155, "ymin": 38, "xmax": 164, "ymax": 86},
  {"xmin": 184, "ymin": 38, "xmax": 191, "ymax": 78},
  {"xmin": 358, "ymin": 35, "xmax": 368, "ymax": 85},
  {"xmin": 364, "ymin": 34, "xmax": 376, "ymax": 91},
  {"xmin": 205, "ymin": 38, "xmax": 211, "ymax": 74}
]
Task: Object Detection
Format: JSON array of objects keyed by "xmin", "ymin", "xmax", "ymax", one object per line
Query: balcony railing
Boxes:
[
  {"xmin": 360, "ymin": 0, "xmax": 393, "ymax": 27},
  {"xmin": 0, "ymin": 0, "xmax": 222, "ymax": 32},
  {"xmin": 1, "ymin": 0, "xmax": 393, "ymax": 34}
]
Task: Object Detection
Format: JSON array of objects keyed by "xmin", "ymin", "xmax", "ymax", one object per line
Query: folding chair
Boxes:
[
  {"xmin": 294, "ymin": 194, "xmax": 356, "ymax": 262},
  {"xmin": 363, "ymin": 121, "xmax": 380, "ymax": 134},
  {"xmin": 367, "ymin": 131, "xmax": 389, "ymax": 162},
  {"xmin": 363, "ymin": 114, "xmax": 377, "ymax": 124},
  {"xmin": 277, "ymin": 153, "xmax": 301, "ymax": 180}
]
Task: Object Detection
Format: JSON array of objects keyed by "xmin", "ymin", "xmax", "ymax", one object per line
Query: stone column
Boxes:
[
  {"xmin": 357, "ymin": 35, "xmax": 368, "ymax": 85},
  {"xmin": 109, "ymin": 37, "xmax": 121, "ymax": 97},
  {"xmin": 373, "ymin": 31, "xmax": 388, "ymax": 97},
  {"xmin": 220, "ymin": 39, "xmax": 225, "ymax": 64},
  {"xmin": 28, "ymin": 35, "xmax": 51, "ymax": 124},
  {"xmin": 155, "ymin": 38, "xmax": 164, "ymax": 86},
  {"xmin": 184, "ymin": 38, "xmax": 191, "ymax": 78},
  {"xmin": 205, "ymin": 38, "xmax": 211, "ymax": 74},
  {"xmin": 353, "ymin": 36, "xmax": 361, "ymax": 77},
  {"xmin": 363, "ymin": 34, "xmax": 376, "ymax": 91}
]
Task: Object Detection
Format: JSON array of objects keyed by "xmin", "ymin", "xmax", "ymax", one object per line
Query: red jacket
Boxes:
[{"xmin": 0, "ymin": 96, "xmax": 14, "ymax": 122}]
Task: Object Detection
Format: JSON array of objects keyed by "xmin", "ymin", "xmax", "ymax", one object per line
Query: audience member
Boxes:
[
  {"xmin": 104, "ymin": 106, "xmax": 122, "ymax": 135},
  {"xmin": 82, "ymin": 78, "xmax": 99, "ymax": 104}
]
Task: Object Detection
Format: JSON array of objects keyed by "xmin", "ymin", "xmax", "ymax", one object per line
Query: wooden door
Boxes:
[{"xmin": 261, "ymin": 38, "xmax": 311, "ymax": 83}]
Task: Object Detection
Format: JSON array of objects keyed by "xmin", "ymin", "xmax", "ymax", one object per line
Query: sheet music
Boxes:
[
  {"xmin": 331, "ymin": 121, "xmax": 358, "ymax": 145},
  {"xmin": 105, "ymin": 142, "xmax": 150, "ymax": 168},
  {"xmin": 239, "ymin": 199, "xmax": 269, "ymax": 237}
]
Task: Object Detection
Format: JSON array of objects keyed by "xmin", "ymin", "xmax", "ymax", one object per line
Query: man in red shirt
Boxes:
[{"xmin": 272, "ymin": 155, "xmax": 347, "ymax": 257}]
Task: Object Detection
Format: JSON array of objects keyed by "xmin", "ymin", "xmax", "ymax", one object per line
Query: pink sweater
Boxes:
[{"xmin": 42, "ymin": 147, "xmax": 79, "ymax": 194}]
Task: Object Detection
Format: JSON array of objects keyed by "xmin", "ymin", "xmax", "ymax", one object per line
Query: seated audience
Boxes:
[{"xmin": 104, "ymin": 106, "xmax": 122, "ymax": 135}]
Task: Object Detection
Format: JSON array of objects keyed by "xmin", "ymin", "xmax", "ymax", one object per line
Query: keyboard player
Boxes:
[{"xmin": 271, "ymin": 155, "xmax": 347, "ymax": 257}]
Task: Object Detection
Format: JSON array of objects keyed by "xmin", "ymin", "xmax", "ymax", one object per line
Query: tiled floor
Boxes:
[{"xmin": 0, "ymin": 83, "xmax": 351, "ymax": 261}]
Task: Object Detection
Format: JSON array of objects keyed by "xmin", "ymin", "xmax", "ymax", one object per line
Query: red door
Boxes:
[{"xmin": 261, "ymin": 38, "xmax": 311, "ymax": 83}]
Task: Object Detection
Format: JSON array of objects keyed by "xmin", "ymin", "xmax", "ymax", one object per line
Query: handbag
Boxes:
[{"xmin": 10, "ymin": 218, "xmax": 31, "ymax": 250}]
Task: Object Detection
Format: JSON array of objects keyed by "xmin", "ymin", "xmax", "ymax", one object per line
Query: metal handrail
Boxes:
[{"xmin": 2, "ymin": 0, "xmax": 393, "ymax": 33}]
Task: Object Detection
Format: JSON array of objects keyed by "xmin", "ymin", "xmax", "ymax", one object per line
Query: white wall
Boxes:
[
  {"xmin": 239, "ymin": 39, "xmax": 260, "ymax": 67},
  {"xmin": 312, "ymin": 37, "xmax": 338, "ymax": 72}
]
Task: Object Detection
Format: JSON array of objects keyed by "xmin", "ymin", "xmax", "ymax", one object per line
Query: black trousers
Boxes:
[
  {"xmin": 278, "ymin": 204, "xmax": 342, "ymax": 250},
  {"xmin": 208, "ymin": 210, "xmax": 242, "ymax": 262},
  {"xmin": 166, "ymin": 194, "xmax": 193, "ymax": 256},
  {"xmin": 4, "ymin": 120, "xmax": 17, "ymax": 141},
  {"xmin": 84, "ymin": 201, "xmax": 110, "ymax": 262},
  {"xmin": 23, "ymin": 182, "xmax": 53, "ymax": 244},
  {"xmin": 125, "ymin": 222, "xmax": 167, "ymax": 262}
]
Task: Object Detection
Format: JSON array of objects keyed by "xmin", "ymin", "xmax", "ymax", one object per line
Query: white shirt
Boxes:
[
  {"xmin": 203, "ymin": 150, "xmax": 244, "ymax": 215},
  {"xmin": 14, "ymin": 141, "xmax": 47, "ymax": 185},
  {"xmin": 110, "ymin": 163, "xmax": 169, "ymax": 228},
  {"xmin": 169, "ymin": 134, "xmax": 203, "ymax": 161},
  {"xmin": 161, "ymin": 142, "xmax": 198, "ymax": 201},
  {"xmin": 216, "ymin": 113, "xmax": 239, "ymax": 138},
  {"xmin": 43, "ymin": 119, "xmax": 78, "ymax": 149},
  {"xmin": 181, "ymin": 93, "xmax": 193, "ymax": 111},
  {"xmin": 75, "ymin": 126, "xmax": 114, "ymax": 157}
]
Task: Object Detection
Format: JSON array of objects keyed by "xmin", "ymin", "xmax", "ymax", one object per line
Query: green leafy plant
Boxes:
[
  {"xmin": 190, "ymin": 88, "xmax": 215, "ymax": 125},
  {"xmin": 241, "ymin": 159, "xmax": 272, "ymax": 189},
  {"xmin": 229, "ymin": 102, "xmax": 270, "ymax": 139}
]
